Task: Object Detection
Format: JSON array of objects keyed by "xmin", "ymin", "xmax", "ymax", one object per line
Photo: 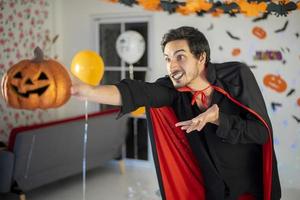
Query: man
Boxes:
[{"xmin": 71, "ymin": 26, "xmax": 281, "ymax": 200}]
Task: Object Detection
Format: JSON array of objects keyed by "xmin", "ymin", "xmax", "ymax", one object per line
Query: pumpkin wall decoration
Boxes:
[
  {"xmin": 232, "ymin": 48, "xmax": 241, "ymax": 56},
  {"xmin": 1, "ymin": 47, "xmax": 71, "ymax": 110},
  {"xmin": 263, "ymin": 74, "xmax": 287, "ymax": 93},
  {"xmin": 252, "ymin": 26, "xmax": 267, "ymax": 39}
]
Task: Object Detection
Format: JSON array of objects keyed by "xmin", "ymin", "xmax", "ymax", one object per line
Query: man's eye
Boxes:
[{"xmin": 177, "ymin": 55, "xmax": 185, "ymax": 61}]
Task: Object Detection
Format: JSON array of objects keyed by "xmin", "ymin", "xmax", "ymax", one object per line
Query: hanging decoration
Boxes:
[
  {"xmin": 108, "ymin": 0, "xmax": 300, "ymax": 17},
  {"xmin": 115, "ymin": 30, "xmax": 146, "ymax": 117},
  {"xmin": 1, "ymin": 47, "xmax": 71, "ymax": 110}
]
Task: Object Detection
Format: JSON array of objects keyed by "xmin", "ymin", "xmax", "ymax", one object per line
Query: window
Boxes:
[{"xmin": 94, "ymin": 16, "xmax": 151, "ymax": 161}]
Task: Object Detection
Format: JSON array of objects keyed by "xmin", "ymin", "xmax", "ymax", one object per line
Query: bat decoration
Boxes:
[
  {"xmin": 160, "ymin": 1, "xmax": 185, "ymax": 14},
  {"xmin": 248, "ymin": 65, "xmax": 257, "ymax": 69},
  {"xmin": 286, "ymin": 47, "xmax": 290, "ymax": 53},
  {"xmin": 110, "ymin": 0, "xmax": 298, "ymax": 16},
  {"xmin": 271, "ymin": 102, "xmax": 282, "ymax": 111},
  {"xmin": 220, "ymin": 2, "xmax": 239, "ymax": 16},
  {"xmin": 226, "ymin": 31, "xmax": 241, "ymax": 40},
  {"xmin": 275, "ymin": 20, "xmax": 289, "ymax": 33},
  {"xmin": 267, "ymin": 1, "xmax": 297, "ymax": 16},
  {"xmin": 252, "ymin": 12, "xmax": 269, "ymax": 22},
  {"xmin": 219, "ymin": 46, "xmax": 223, "ymax": 51},
  {"xmin": 119, "ymin": 0, "xmax": 137, "ymax": 7},
  {"xmin": 286, "ymin": 89, "xmax": 295, "ymax": 97},
  {"xmin": 282, "ymin": 60, "xmax": 286, "ymax": 65},
  {"xmin": 296, "ymin": 33, "xmax": 299, "ymax": 38},
  {"xmin": 292, "ymin": 115, "xmax": 300, "ymax": 124},
  {"xmin": 207, "ymin": 23, "xmax": 214, "ymax": 31}
]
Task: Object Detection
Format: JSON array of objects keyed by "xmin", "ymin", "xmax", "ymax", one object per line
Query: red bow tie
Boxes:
[{"xmin": 178, "ymin": 85, "xmax": 211, "ymax": 108}]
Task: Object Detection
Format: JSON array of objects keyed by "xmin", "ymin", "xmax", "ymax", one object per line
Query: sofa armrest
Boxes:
[{"xmin": 0, "ymin": 151, "xmax": 14, "ymax": 193}]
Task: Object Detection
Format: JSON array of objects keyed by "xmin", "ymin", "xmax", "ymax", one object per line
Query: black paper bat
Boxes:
[
  {"xmin": 271, "ymin": 102, "xmax": 282, "ymax": 111},
  {"xmin": 226, "ymin": 31, "xmax": 240, "ymax": 40},
  {"xmin": 248, "ymin": 65, "xmax": 257, "ymax": 69},
  {"xmin": 268, "ymin": 1, "xmax": 297, "ymax": 17},
  {"xmin": 292, "ymin": 115, "xmax": 300, "ymax": 124},
  {"xmin": 160, "ymin": 1, "xmax": 185, "ymax": 14},
  {"xmin": 296, "ymin": 33, "xmax": 299, "ymax": 38},
  {"xmin": 207, "ymin": 23, "xmax": 214, "ymax": 31},
  {"xmin": 253, "ymin": 13, "xmax": 269, "ymax": 22},
  {"xmin": 221, "ymin": 2, "xmax": 239, "ymax": 15},
  {"xmin": 119, "ymin": 0, "xmax": 136, "ymax": 7},
  {"xmin": 275, "ymin": 21, "xmax": 289, "ymax": 33},
  {"xmin": 286, "ymin": 89, "xmax": 295, "ymax": 97}
]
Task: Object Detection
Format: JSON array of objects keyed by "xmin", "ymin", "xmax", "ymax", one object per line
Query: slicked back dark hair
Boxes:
[{"xmin": 161, "ymin": 26, "xmax": 211, "ymax": 65}]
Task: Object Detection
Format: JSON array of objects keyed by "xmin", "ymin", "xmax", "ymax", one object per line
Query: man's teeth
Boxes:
[{"xmin": 172, "ymin": 72, "xmax": 183, "ymax": 80}]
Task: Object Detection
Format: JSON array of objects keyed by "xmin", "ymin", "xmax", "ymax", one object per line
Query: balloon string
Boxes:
[
  {"xmin": 83, "ymin": 99, "xmax": 88, "ymax": 200},
  {"xmin": 129, "ymin": 64, "xmax": 134, "ymax": 80}
]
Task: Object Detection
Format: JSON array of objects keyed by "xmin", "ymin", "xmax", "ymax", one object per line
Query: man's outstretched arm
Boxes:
[{"xmin": 71, "ymin": 83, "xmax": 122, "ymax": 106}]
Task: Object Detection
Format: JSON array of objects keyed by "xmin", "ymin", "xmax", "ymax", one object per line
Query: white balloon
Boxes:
[{"xmin": 115, "ymin": 31, "xmax": 146, "ymax": 64}]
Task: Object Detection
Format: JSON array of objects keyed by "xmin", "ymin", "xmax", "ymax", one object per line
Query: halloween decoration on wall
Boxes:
[
  {"xmin": 253, "ymin": 51, "xmax": 282, "ymax": 60},
  {"xmin": 1, "ymin": 47, "xmax": 71, "ymax": 110},
  {"xmin": 109, "ymin": 0, "xmax": 299, "ymax": 17},
  {"xmin": 232, "ymin": 48, "xmax": 241, "ymax": 56},
  {"xmin": 275, "ymin": 20, "xmax": 289, "ymax": 33},
  {"xmin": 207, "ymin": 23, "xmax": 214, "ymax": 31},
  {"xmin": 271, "ymin": 102, "xmax": 282, "ymax": 112},
  {"xmin": 297, "ymin": 98, "xmax": 300, "ymax": 106},
  {"xmin": 267, "ymin": 1, "xmax": 297, "ymax": 16},
  {"xmin": 137, "ymin": 0, "xmax": 161, "ymax": 11},
  {"xmin": 292, "ymin": 115, "xmax": 300, "ymax": 123},
  {"xmin": 252, "ymin": 13, "xmax": 269, "ymax": 22},
  {"xmin": 226, "ymin": 31, "xmax": 241, "ymax": 40},
  {"xmin": 176, "ymin": 0, "xmax": 212, "ymax": 15},
  {"xmin": 160, "ymin": 0, "xmax": 184, "ymax": 14},
  {"xmin": 252, "ymin": 26, "xmax": 267, "ymax": 39},
  {"xmin": 286, "ymin": 88, "xmax": 295, "ymax": 97},
  {"xmin": 236, "ymin": 0, "xmax": 267, "ymax": 17},
  {"xmin": 263, "ymin": 74, "xmax": 287, "ymax": 93},
  {"xmin": 71, "ymin": 50, "xmax": 104, "ymax": 86}
]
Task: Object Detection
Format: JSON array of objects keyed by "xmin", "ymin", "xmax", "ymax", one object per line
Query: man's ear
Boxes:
[{"xmin": 198, "ymin": 52, "xmax": 206, "ymax": 65}]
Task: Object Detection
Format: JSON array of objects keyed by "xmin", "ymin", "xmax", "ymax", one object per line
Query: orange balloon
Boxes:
[
  {"xmin": 131, "ymin": 106, "xmax": 145, "ymax": 117},
  {"xmin": 71, "ymin": 50, "xmax": 104, "ymax": 86}
]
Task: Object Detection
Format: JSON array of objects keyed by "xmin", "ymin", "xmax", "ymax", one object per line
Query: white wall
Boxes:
[{"xmin": 55, "ymin": 0, "xmax": 300, "ymax": 193}]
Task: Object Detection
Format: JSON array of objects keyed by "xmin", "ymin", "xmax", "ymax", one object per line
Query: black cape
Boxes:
[{"xmin": 116, "ymin": 62, "xmax": 281, "ymax": 200}]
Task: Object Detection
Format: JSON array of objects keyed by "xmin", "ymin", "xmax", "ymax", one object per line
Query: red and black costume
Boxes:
[{"xmin": 115, "ymin": 62, "xmax": 281, "ymax": 200}]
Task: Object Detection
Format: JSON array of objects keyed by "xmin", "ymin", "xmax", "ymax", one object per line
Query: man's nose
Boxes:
[{"xmin": 169, "ymin": 59, "xmax": 179, "ymax": 70}]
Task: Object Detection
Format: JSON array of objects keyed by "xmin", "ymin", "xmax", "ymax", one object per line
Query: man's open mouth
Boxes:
[{"xmin": 171, "ymin": 71, "xmax": 184, "ymax": 81}]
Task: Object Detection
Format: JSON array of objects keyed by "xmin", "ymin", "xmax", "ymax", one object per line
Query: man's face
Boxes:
[{"xmin": 164, "ymin": 39, "xmax": 204, "ymax": 88}]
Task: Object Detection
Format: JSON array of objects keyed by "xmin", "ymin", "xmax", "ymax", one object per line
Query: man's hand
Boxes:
[
  {"xmin": 70, "ymin": 80, "xmax": 122, "ymax": 106},
  {"xmin": 70, "ymin": 82, "xmax": 94, "ymax": 101},
  {"xmin": 175, "ymin": 104, "xmax": 219, "ymax": 133}
]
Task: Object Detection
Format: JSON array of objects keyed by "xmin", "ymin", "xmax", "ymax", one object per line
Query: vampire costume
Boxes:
[{"xmin": 115, "ymin": 62, "xmax": 281, "ymax": 200}]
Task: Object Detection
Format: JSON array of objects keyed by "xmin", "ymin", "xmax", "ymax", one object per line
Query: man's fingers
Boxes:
[{"xmin": 175, "ymin": 120, "xmax": 192, "ymax": 127}]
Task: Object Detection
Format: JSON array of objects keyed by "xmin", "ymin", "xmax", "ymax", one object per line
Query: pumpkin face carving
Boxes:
[
  {"xmin": 1, "ymin": 47, "xmax": 71, "ymax": 110},
  {"xmin": 263, "ymin": 74, "xmax": 287, "ymax": 93}
]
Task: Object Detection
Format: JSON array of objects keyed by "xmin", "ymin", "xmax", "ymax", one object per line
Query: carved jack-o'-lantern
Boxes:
[
  {"xmin": 1, "ymin": 47, "xmax": 71, "ymax": 110},
  {"xmin": 263, "ymin": 74, "xmax": 287, "ymax": 93}
]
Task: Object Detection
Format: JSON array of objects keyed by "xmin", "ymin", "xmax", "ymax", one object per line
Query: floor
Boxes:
[
  {"xmin": 0, "ymin": 160, "xmax": 161, "ymax": 200},
  {"xmin": 1, "ymin": 160, "xmax": 300, "ymax": 200}
]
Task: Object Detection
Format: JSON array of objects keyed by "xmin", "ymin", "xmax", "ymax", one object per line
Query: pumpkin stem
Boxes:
[{"xmin": 33, "ymin": 47, "xmax": 44, "ymax": 62}]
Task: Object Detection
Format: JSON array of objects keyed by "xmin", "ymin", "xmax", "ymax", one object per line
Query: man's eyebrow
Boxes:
[{"xmin": 164, "ymin": 49, "xmax": 186, "ymax": 57}]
